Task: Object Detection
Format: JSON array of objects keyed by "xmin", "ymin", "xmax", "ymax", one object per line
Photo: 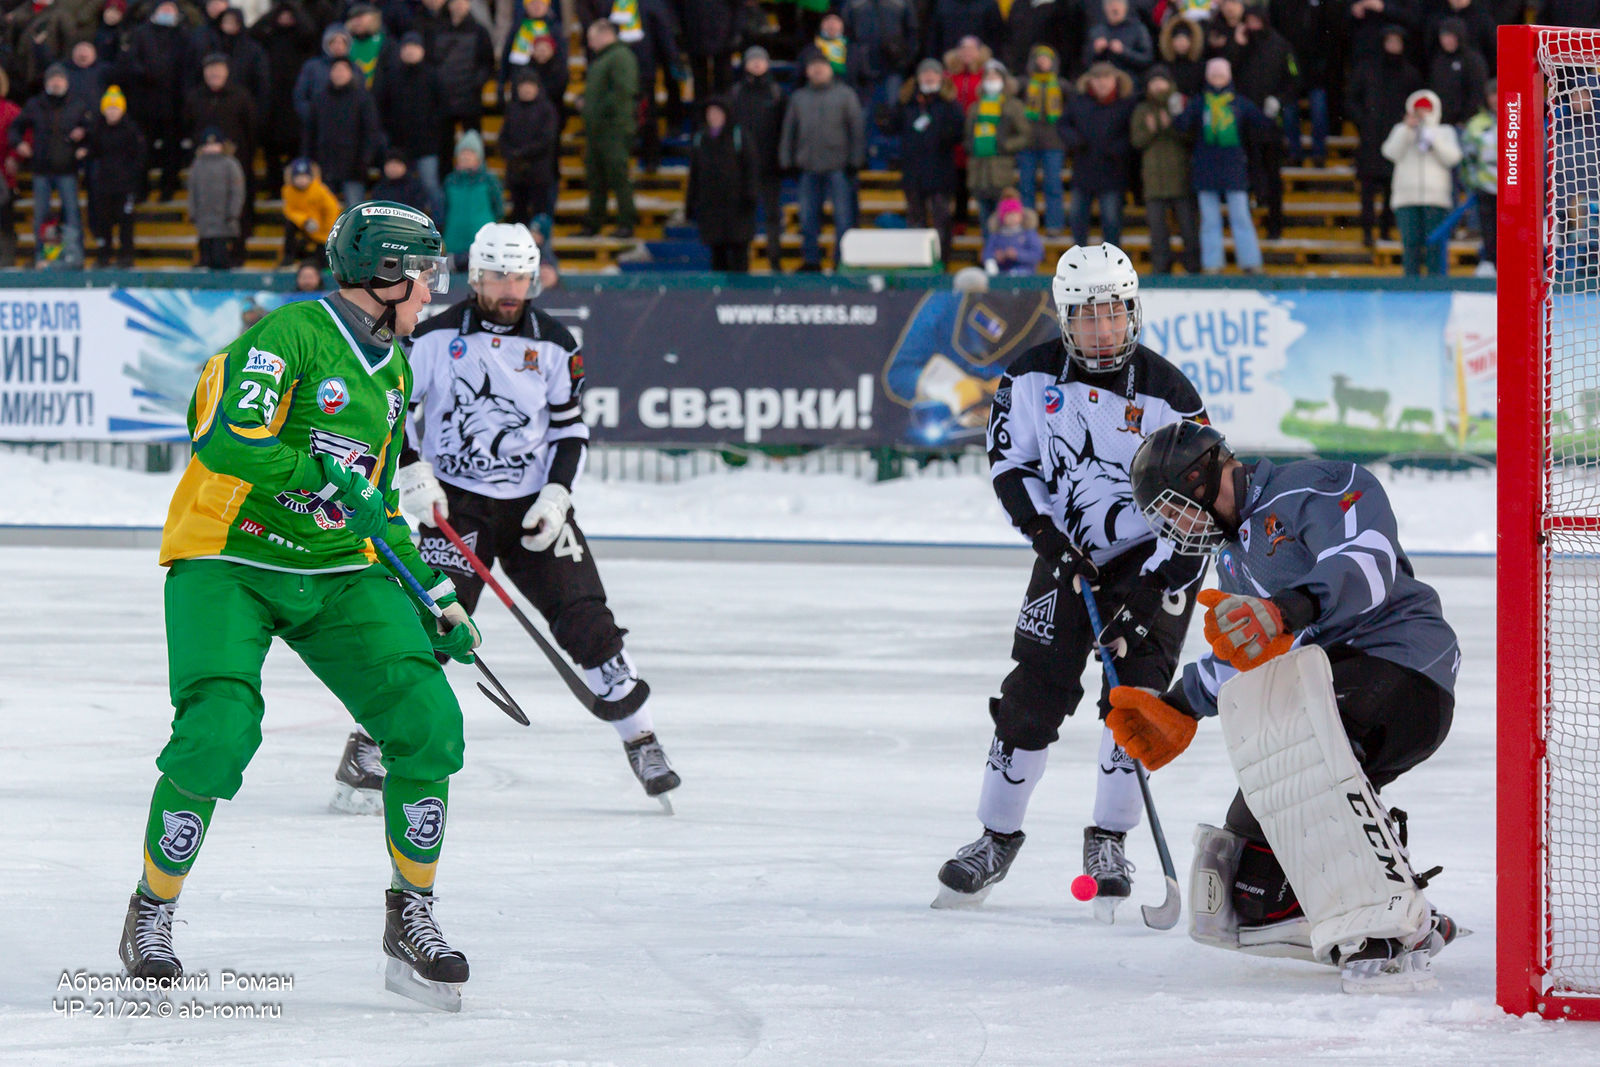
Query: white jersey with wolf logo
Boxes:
[{"xmin": 406, "ymin": 302, "xmax": 588, "ymax": 498}]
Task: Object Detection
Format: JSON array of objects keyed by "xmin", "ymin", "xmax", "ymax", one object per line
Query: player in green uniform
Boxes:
[{"xmin": 118, "ymin": 202, "xmax": 483, "ymax": 1012}]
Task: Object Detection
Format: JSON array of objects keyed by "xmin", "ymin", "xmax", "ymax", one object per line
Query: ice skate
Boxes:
[
  {"xmin": 1335, "ymin": 935, "xmax": 1438, "ymax": 994},
  {"xmin": 1084, "ymin": 826, "xmax": 1134, "ymax": 925},
  {"xmin": 932, "ymin": 829, "xmax": 1025, "ymax": 908},
  {"xmin": 623, "ymin": 732, "xmax": 680, "ymax": 812},
  {"xmin": 118, "ymin": 891, "xmax": 182, "ymax": 984},
  {"xmin": 383, "ymin": 889, "xmax": 469, "ymax": 1012},
  {"xmin": 330, "ymin": 730, "xmax": 385, "ymax": 815}
]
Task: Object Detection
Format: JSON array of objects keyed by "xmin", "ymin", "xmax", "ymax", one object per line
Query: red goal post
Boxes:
[{"xmin": 1498, "ymin": 23, "xmax": 1600, "ymax": 1021}]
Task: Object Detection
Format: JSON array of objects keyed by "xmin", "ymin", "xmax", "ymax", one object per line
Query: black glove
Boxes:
[
  {"xmin": 1020, "ymin": 515, "xmax": 1098, "ymax": 586},
  {"xmin": 1097, "ymin": 577, "xmax": 1170, "ymax": 659}
]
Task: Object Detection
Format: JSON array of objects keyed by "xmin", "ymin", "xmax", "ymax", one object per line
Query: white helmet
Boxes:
[
  {"xmin": 468, "ymin": 222, "xmax": 542, "ymax": 296},
  {"xmin": 1051, "ymin": 243, "xmax": 1141, "ymax": 374}
]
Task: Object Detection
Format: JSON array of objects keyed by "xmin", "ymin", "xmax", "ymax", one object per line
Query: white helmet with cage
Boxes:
[
  {"xmin": 1051, "ymin": 243, "xmax": 1142, "ymax": 374},
  {"xmin": 468, "ymin": 222, "xmax": 542, "ymax": 296}
]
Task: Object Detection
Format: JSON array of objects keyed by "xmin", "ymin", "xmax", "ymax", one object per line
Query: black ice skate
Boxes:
[
  {"xmin": 1338, "ymin": 907, "xmax": 1469, "ymax": 994},
  {"xmin": 1084, "ymin": 826, "xmax": 1135, "ymax": 925},
  {"xmin": 623, "ymin": 732, "xmax": 680, "ymax": 812},
  {"xmin": 330, "ymin": 730, "xmax": 385, "ymax": 815},
  {"xmin": 932, "ymin": 829, "xmax": 1026, "ymax": 908},
  {"xmin": 119, "ymin": 891, "xmax": 181, "ymax": 983},
  {"xmin": 383, "ymin": 889, "xmax": 469, "ymax": 1012}
]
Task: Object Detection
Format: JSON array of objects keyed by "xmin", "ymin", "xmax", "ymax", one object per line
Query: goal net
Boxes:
[{"xmin": 1499, "ymin": 24, "xmax": 1600, "ymax": 1021}]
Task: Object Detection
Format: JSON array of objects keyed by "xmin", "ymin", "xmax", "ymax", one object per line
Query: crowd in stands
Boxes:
[{"xmin": 0, "ymin": 0, "xmax": 1588, "ymax": 274}]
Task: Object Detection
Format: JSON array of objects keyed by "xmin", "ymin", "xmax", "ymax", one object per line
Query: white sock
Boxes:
[
  {"xmin": 585, "ymin": 649, "xmax": 639, "ymax": 703},
  {"xmin": 1093, "ymin": 724, "xmax": 1143, "ymax": 833},
  {"xmin": 610, "ymin": 705, "xmax": 654, "ymax": 743},
  {"xmin": 976, "ymin": 736, "xmax": 1048, "ymax": 835}
]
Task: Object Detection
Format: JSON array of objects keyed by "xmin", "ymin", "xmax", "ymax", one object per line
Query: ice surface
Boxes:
[{"xmin": 2, "ymin": 546, "xmax": 1586, "ymax": 1065}]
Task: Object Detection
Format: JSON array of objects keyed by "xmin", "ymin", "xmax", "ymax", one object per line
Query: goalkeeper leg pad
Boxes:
[{"xmin": 1188, "ymin": 824, "xmax": 1315, "ymax": 961}]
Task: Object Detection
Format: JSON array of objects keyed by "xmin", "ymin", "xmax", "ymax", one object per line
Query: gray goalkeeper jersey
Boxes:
[{"xmin": 1177, "ymin": 459, "xmax": 1461, "ymax": 718}]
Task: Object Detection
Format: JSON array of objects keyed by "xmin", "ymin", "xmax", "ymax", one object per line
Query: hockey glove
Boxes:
[
  {"xmin": 1107, "ymin": 686, "xmax": 1197, "ymax": 772},
  {"xmin": 418, "ymin": 575, "xmax": 482, "ymax": 664},
  {"xmin": 1199, "ymin": 588, "xmax": 1295, "ymax": 671},
  {"xmin": 311, "ymin": 453, "xmax": 387, "ymax": 542},
  {"xmin": 1096, "ymin": 578, "xmax": 1170, "ymax": 659},
  {"xmin": 1020, "ymin": 515, "xmax": 1099, "ymax": 588},
  {"xmin": 394, "ymin": 459, "xmax": 448, "ymax": 528},
  {"xmin": 520, "ymin": 483, "xmax": 572, "ymax": 553}
]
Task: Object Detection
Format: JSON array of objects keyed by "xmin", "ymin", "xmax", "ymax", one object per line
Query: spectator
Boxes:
[
  {"xmin": 10, "ymin": 63, "xmax": 92, "ymax": 265},
  {"xmin": 1272, "ymin": 0, "xmax": 1343, "ymax": 166},
  {"xmin": 370, "ymin": 149, "xmax": 435, "ymax": 216},
  {"xmin": 503, "ymin": 0, "xmax": 564, "ymax": 90},
  {"xmin": 686, "ymin": 98, "xmax": 759, "ymax": 271},
  {"xmin": 982, "ymin": 194, "xmax": 1044, "ymax": 274},
  {"xmin": 123, "ymin": 0, "xmax": 192, "ymax": 200},
  {"xmin": 1382, "ymin": 88, "xmax": 1460, "ymax": 276},
  {"xmin": 1160, "ymin": 17, "xmax": 1206, "ymax": 97},
  {"xmin": 96, "ymin": 0, "xmax": 131, "ymax": 61},
  {"xmin": 85, "ymin": 84, "xmax": 146, "ymax": 268},
  {"xmin": 1176, "ymin": 56, "xmax": 1272, "ymax": 272},
  {"xmin": 1538, "ymin": 0, "xmax": 1600, "ymax": 28},
  {"xmin": 1233, "ymin": 4, "xmax": 1295, "ymax": 240},
  {"xmin": 1460, "ymin": 77, "xmax": 1496, "ymax": 275},
  {"xmin": 66, "ymin": 41, "xmax": 111, "ymax": 111},
  {"xmin": 1061, "ymin": 60, "xmax": 1134, "ymax": 247},
  {"xmin": 1016, "ymin": 44, "xmax": 1068, "ymax": 236},
  {"xmin": 294, "ymin": 259, "xmax": 325, "ymax": 292},
  {"xmin": 843, "ymin": 0, "xmax": 919, "ymax": 137},
  {"xmin": 280, "ymin": 157, "xmax": 339, "ymax": 263},
  {"xmin": 1000, "ymin": 0, "xmax": 1082, "ymax": 79},
  {"xmin": 293, "ymin": 23, "xmax": 352, "ymax": 130},
  {"xmin": 1084, "ymin": 0, "xmax": 1153, "ymax": 79},
  {"xmin": 611, "ymin": 0, "xmax": 679, "ymax": 173},
  {"xmin": 186, "ymin": 53, "xmax": 257, "ymax": 244},
  {"xmin": 433, "ymin": 0, "xmax": 496, "ymax": 172},
  {"xmin": 535, "ymin": 228, "xmax": 561, "ymax": 290},
  {"xmin": 729, "ymin": 46, "xmax": 787, "ymax": 272},
  {"xmin": 188, "ymin": 128, "xmax": 245, "ymax": 270},
  {"xmin": 781, "ymin": 47, "xmax": 866, "ymax": 271},
  {"xmin": 1347, "ymin": 0, "xmax": 1412, "ymax": 69},
  {"xmin": 924, "ymin": 0, "xmax": 1003, "ymax": 61},
  {"xmin": 963, "ymin": 58, "xmax": 1028, "ymax": 232},
  {"xmin": 816, "ymin": 12, "xmax": 849, "ymax": 80},
  {"xmin": 0, "ymin": 71, "xmax": 19, "ymax": 267},
  {"xmin": 254, "ymin": 1, "xmax": 317, "ymax": 183},
  {"xmin": 945, "ymin": 35, "xmax": 988, "ymax": 232},
  {"xmin": 680, "ymin": 0, "xmax": 741, "ymax": 101},
  {"xmin": 1347, "ymin": 24, "xmax": 1421, "ymax": 245},
  {"xmin": 1131, "ymin": 64, "xmax": 1200, "ymax": 274},
  {"xmin": 377, "ymin": 32, "xmax": 445, "ymax": 210},
  {"xmin": 303, "ymin": 56, "xmax": 384, "ymax": 206},
  {"xmin": 896, "ymin": 57, "xmax": 964, "ymax": 260},
  {"xmin": 501, "ymin": 68, "xmax": 560, "ymax": 224},
  {"xmin": 1427, "ymin": 0, "xmax": 1495, "ymax": 69},
  {"xmin": 188, "ymin": 0, "xmax": 232, "ymax": 73},
  {"xmin": 441, "ymin": 129, "xmax": 502, "ymax": 266},
  {"xmin": 1428, "ymin": 17, "xmax": 1487, "ymax": 126},
  {"xmin": 345, "ymin": 3, "xmax": 397, "ymax": 89},
  {"xmin": 581, "ymin": 18, "xmax": 639, "ymax": 238},
  {"xmin": 526, "ymin": 32, "xmax": 571, "ymax": 131},
  {"xmin": 215, "ymin": 8, "xmax": 272, "ymax": 106}
]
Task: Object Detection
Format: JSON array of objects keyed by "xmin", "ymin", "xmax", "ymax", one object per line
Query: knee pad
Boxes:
[
  {"xmin": 992, "ymin": 664, "xmax": 1082, "ymax": 750},
  {"xmin": 550, "ymin": 597, "xmax": 625, "ymax": 670}
]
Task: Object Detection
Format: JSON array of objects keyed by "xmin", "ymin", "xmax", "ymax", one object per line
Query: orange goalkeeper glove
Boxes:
[
  {"xmin": 1199, "ymin": 588, "xmax": 1296, "ymax": 671},
  {"xmin": 1107, "ymin": 686, "xmax": 1197, "ymax": 772}
]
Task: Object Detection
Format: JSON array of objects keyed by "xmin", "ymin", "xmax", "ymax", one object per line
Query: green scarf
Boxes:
[
  {"xmin": 1202, "ymin": 90, "xmax": 1241, "ymax": 149},
  {"xmin": 610, "ymin": 0, "xmax": 642, "ymax": 42},
  {"xmin": 816, "ymin": 34, "xmax": 847, "ymax": 76},
  {"xmin": 1024, "ymin": 73, "xmax": 1062, "ymax": 124},
  {"xmin": 972, "ymin": 94, "xmax": 1003, "ymax": 157},
  {"xmin": 508, "ymin": 16, "xmax": 555, "ymax": 65},
  {"xmin": 350, "ymin": 32, "xmax": 385, "ymax": 87}
]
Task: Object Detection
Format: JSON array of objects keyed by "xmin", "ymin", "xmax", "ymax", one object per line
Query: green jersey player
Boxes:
[{"xmin": 118, "ymin": 202, "xmax": 483, "ymax": 1012}]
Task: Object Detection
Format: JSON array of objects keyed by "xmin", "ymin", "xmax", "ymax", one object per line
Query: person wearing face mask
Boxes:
[
  {"xmin": 9, "ymin": 63, "xmax": 94, "ymax": 264},
  {"xmin": 123, "ymin": 0, "xmax": 194, "ymax": 201},
  {"xmin": 963, "ymin": 59, "xmax": 1029, "ymax": 234},
  {"xmin": 896, "ymin": 57, "xmax": 963, "ymax": 261}
]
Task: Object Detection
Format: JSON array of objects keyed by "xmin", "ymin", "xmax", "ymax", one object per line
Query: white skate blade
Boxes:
[
  {"xmin": 656, "ymin": 794, "xmax": 674, "ymax": 815},
  {"xmin": 931, "ymin": 882, "xmax": 994, "ymax": 909},
  {"xmin": 1093, "ymin": 895, "xmax": 1124, "ymax": 925},
  {"xmin": 384, "ymin": 957, "xmax": 463, "ymax": 1012},
  {"xmin": 1340, "ymin": 951, "xmax": 1437, "ymax": 995},
  {"xmin": 329, "ymin": 782, "xmax": 383, "ymax": 815}
]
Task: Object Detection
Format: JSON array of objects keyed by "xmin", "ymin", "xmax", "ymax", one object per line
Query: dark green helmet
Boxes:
[{"xmin": 325, "ymin": 201, "xmax": 449, "ymax": 293}]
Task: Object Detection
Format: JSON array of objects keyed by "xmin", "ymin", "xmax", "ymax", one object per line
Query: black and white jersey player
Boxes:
[
  {"xmin": 329, "ymin": 223, "xmax": 680, "ymax": 814},
  {"xmin": 933, "ymin": 244, "xmax": 1208, "ymax": 918},
  {"xmin": 1108, "ymin": 422, "xmax": 1462, "ymax": 992}
]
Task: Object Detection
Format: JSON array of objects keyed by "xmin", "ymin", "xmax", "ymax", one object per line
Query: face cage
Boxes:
[
  {"xmin": 1059, "ymin": 297, "xmax": 1142, "ymax": 373},
  {"xmin": 469, "ymin": 265, "xmax": 542, "ymax": 300},
  {"xmin": 1141, "ymin": 488, "xmax": 1228, "ymax": 556}
]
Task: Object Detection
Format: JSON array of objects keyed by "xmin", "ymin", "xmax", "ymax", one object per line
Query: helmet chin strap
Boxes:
[
  {"xmin": 1190, "ymin": 444, "xmax": 1246, "ymax": 539},
  {"xmin": 362, "ymin": 276, "xmax": 414, "ymax": 343}
]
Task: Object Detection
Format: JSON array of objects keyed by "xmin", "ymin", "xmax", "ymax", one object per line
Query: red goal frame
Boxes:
[{"xmin": 1498, "ymin": 23, "xmax": 1600, "ymax": 1021}]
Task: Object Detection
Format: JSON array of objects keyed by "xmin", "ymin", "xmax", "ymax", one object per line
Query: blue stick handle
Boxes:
[
  {"xmin": 371, "ymin": 536, "xmax": 443, "ymax": 618},
  {"xmin": 1078, "ymin": 581, "xmax": 1120, "ymax": 690}
]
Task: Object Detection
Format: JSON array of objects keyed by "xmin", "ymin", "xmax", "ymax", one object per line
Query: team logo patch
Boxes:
[
  {"xmin": 158, "ymin": 810, "xmax": 205, "ymax": 864},
  {"xmin": 317, "ymin": 377, "xmax": 349, "ymax": 415},
  {"xmin": 448, "ymin": 337, "xmax": 468, "ymax": 360},
  {"xmin": 243, "ymin": 347, "xmax": 285, "ymax": 381},
  {"xmin": 239, "ymin": 519, "xmax": 265, "ymax": 536},
  {"xmin": 491, "ymin": 337, "xmax": 502, "ymax": 348},
  {"xmin": 1043, "ymin": 386, "xmax": 1063, "ymax": 415},
  {"xmin": 402, "ymin": 798, "xmax": 446, "ymax": 849},
  {"xmin": 418, "ymin": 529, "xmax": 479, "ymax": 574},
  {"xmin": 1339, "ymin": 490, "xmax": 1364, "ymax": 512},
  {"xmin": 992, "ymin": 386, "xmax": 1011, "ymax": 412},
  {"xmin": 568, "ymin": 352, "xmax": 584, "ymax": 382},
  {"xmin": 1101, "ymin": 743, "xmax": 1137, "ymax": 776},
  {"xmin": 1121, "ymin": 402, "xmax": 1144, "ymax": 434},
  {"xmin": 986, "ymin": 737, "xmax": 1026, "ymax": 784},
  {"xmin": 385, "ymin": 389, "xmax": 404, "ymax": 428},
  {"xmin": 1220, "ymin": 550, "xmax": 1238, "ymax": 579},
  {"xmin": 1264, "ymin": 513, "xmax": 1291, "ymax": 556},
  {"xmin": 1087, "ymin": 388, "xmax": 1099, "ymax": 403},
  {"xmin": 1015, "ymin": 588, "xmax": 1058, "ymax": 644},
  {"xmin": 519, "ymin": 348, "xmax": 540, "ymax": 373}
]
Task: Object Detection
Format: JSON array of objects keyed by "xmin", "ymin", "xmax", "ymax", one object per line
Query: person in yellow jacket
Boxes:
[{"xmin": 281, "ymin": 156, "xmax": 342, "ymax": 264}]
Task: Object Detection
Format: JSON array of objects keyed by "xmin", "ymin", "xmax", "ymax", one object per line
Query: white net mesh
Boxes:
[{"xmin": 1539, "ymin": 32, "xmax": 1600, "ymax": 997}]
